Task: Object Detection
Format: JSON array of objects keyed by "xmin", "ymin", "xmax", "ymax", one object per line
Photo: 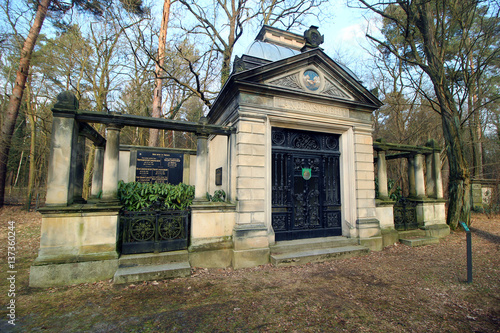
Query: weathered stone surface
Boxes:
[
  {"xmin": 359, "ymin": 236, "xmax": 383, "ymax": 251},
  {"xmin": 423, "ymin": 224, "xmax": 450, "ymax": 238},
  {"xmin": 376, "ymin": 204, "xmax": 395, "ymax": 229},
  {"xmin": 30, "ymin": 259, "xmax": 118, "ymax": 288},
  {"xmin": 34, "ymin": 207, "xmax": 120, "ymax": 267},
  {"xmin": 45, "ymin": 117, "xmax": 78, "ymax": 206},
  {"xmin": 232, "ymin": 248, "xmax": 270, "ymax": 269},
  {"xmin": 113, "ymin": 262, "xmax": 191, "ymax": 284},
  {"xmin": 271, "ymin": 246, "xmax": 369, "ymax": 267},
  {"xmin": 189, "ymin": 248, "xmax": 233, "ymax": 268},
  {"xmin": 381, "ymin": 228, "xmax": 399, "ymax": 247},
  {"xmin": 400, "ymin": 237, "xmax": 439, "ymax": 247}
]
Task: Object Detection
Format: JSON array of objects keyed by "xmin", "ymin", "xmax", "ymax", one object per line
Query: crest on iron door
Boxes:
[{"xmin": 302, "ymin": 168, "xmax": 312, "ymax": 180}]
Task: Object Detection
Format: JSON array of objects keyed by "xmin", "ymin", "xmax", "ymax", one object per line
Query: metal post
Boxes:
[{"xmin": 459, "ymin": 221, "xmax": 472, "ymax": 284}]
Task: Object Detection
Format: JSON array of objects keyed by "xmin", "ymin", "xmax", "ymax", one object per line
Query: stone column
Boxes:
[
  {"xmin": 101, "ymin": 124, "xmax": 122, "ymax": 203},
  {"xmin": 434, "ymin": 151, "xmax": 444, "ymax": 199},
  {"xmin": 72, "ymin": 131, "xmax": 86, "ymax": 204},
  {"xmin": 90, "ymin": 146, "xmax": 105, "ymax": 199},
  {"xmin": 425, "ymin": 139, "xmax": 444, "ymax": 199},
  {"xmin": 425, "ymin": 153, "xmax": 436, "ymax": 198},
  {"xmin": 194, "ymin": 117, "xmax": 209, "ymax": 201},
  {"xmin": 377, "ymin": 150, "xmax": 389, "ymax": 199},
  {"xmin": 45, "ymin": 92, "xmax": 79, "ymax": 206},
  {"xmin": 407, "ymin": 156, "xmax": 416, "ymax": 198},
  {"xmin": 414, "ymin": 153, "xmax": 426, "ymax": 198}
]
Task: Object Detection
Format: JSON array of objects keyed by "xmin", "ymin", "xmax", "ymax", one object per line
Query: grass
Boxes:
[{"xmin": 0, "ymin": 206, "xmax": 499, "ymax": 332}]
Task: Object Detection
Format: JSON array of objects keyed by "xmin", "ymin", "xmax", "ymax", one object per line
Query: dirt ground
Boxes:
[{"xmin": 0, "ymin": 206, "xmax": 499, "ymax": 332}]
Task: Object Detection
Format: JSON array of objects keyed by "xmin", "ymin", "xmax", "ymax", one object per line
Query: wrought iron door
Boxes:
[
  {"xmin": 393, "ymin": 198, "xmax": 420, "ymax": 231},
  {"xmin": 272, "ymin": 128, "xmax": 341, "ymax": 241},
  {"xmin": 119, "ymin": 210, "xmax": 189, "ymax": 254}
]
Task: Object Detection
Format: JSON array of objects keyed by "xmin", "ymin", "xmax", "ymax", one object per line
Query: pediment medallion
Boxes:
[{"xmin": 266, "ymin": 67, "xmax": 354, "ymax": 100}]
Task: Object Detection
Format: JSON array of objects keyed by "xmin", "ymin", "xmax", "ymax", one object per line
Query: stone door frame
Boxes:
[{"xmin": 266, "ymin": 117, "xmax": 359, "ymax": 241}]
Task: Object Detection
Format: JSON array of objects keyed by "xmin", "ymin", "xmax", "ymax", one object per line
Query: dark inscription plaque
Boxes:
[
  {"xmin": 215, "ymin": 167, "xmax": 222, "ymax": 186},
  {"xmin": 136, "ymin": 151, "xmax": 183, "ymax": 184}
]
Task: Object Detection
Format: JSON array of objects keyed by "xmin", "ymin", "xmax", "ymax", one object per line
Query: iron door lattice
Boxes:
[
  {"xmin": 393, "ymin": 199, "xmax": 420, "ymax": 231},
  {"xmin": 272, "ymin": 127, "xmax": 341, "ymax": 241},
  {"xmin": 120, "ymin": 210, "xmax": 189, "ymax": 254}
]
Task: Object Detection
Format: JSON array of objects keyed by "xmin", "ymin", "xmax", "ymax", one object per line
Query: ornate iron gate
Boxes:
[
  {"xmin": 272, "ymin": 127, "xmax": 341, "ymax": 241},
  {"xmin": 119, "ymin": 210, "xmax": 189, "ymax": 254},
  {"xmin": 393, "ymin": 199, "xmax": 420, "ymax": 231}
]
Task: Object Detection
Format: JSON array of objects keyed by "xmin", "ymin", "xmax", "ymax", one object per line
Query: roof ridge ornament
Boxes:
[{"xmin": 302, "ymin": 26, "xmax": 324, "ymax": 51}]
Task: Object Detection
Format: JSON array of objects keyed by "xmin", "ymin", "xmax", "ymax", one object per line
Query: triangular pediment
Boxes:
[
  {"xmin": 265, "ymin": 68, "xmax": 355, "ymax": 100},
  {"xmin": 231, "ymin": 49, "xmax": 382, "ymax": 108}
]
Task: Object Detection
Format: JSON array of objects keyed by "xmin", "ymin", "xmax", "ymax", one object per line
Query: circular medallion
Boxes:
[
  {"xmin": 303, "ymin": 70, "xmax": 321, "ymax": 91},
  {"xmin": 272, "ymin": 130, "xmax": 286, "ymax": 146},
  {"xmin": 325, "ymin": 136, "xmax": 339, "ymax": 150},
  {"xmin": 159, "ymin": 217, "xmax": 183, "ymax": 239},
  {"xmin": 130, "ymin": 219, "xmax": 155, "ymax": 241}
]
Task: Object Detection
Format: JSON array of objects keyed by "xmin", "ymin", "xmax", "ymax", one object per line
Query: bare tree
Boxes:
[
  {"xmin": 0, "ymin": 0, "xmax": 51, "ymax": 208},
  {"xmin": 0, "ymin": 0, "xmax": 145, "ymax": 207},
  {"xmin": 357, "ymin": 0, "xmax": 500, "ymax": 228},
  {"xmin": 149, "ymin": 0, "xmax": 172, "ymax": 147},
  {"xmin": 259, "ymin": 0, "xmax": 329, "ymax": 29}
]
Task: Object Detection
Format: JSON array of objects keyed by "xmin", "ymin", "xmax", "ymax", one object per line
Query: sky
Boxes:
[{"xmin": 230, "ymin": 2, "xmax": 381, "ymax": 79}]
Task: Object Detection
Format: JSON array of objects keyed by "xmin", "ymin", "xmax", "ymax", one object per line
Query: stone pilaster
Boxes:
[
  {"xmin": 232, "ymin": 116, "xmax": 269, "ymax": 268},
  {"xmin": 355, "ymin": 131, "xmax": 382, "ymax": 251},
  {"xmin": 101, "ymin": 124, "xmax": 122, "ymax": 203}
]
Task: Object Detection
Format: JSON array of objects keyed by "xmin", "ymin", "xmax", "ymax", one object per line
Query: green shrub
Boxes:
[
  {"xmin": 206, "ymin": 189, "xmax": 226, "ymax": 202},
  {"xmin": 375, "ymin": 177, "xmax": 402, "ymax": 201},
  {"xmin": 118, "ymin": 181, "xmax": 195, "ymax": 211}
]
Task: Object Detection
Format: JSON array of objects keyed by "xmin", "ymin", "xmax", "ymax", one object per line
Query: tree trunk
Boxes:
[
  {"xmin": 468, "ymin": 54, "xmax": 483, "ymax": 179},
  {"xmin": 26, "ymin": 77, "xmax": 37, "ymax": 210},
  {"xmin": 149, "ymin": 0, "xmax": 171, "ymax": 147},
  {"xmin": 416, "ymin": 1, "xmax": 471, "ymax": 228},
  {"xmin": 442, "ymin": 113, "xmax": 471, "ymax": 229},
  {"xmin": 0, "ymin": 0, "xmax": 51, "ymax": 208},
  {"xmin": 221, "ymin": 0, "xmax": 237, "ymax": 85}
]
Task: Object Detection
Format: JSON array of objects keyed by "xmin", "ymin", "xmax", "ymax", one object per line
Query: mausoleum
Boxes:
[{"xmin": 29, "ymin": 26, "xmax": 449, "ymax": 287}]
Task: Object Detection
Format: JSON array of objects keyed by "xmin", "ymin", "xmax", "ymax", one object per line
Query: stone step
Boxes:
[
  {"xmin": 270, "ymin": 236, "xmax": 359, "ymax": 254},
  {"xmin": 113, "ymin": 261, "xmax": 191, "ymax": 284},
  {"xmin": 398, "ymin": 229, "xmax": 426, "ymax": 239},
  {"xmin": 118, "ymin": 250, "xmax": 189, "ymax": 268},
  {"xmin": 271, "ymin": 245, "xmax": 370, "ymax": 267},
  {"xmin": 400, "ymin": 237, "xmax": 440, "ymax": 247}
]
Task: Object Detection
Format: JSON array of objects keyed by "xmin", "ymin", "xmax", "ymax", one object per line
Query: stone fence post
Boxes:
[{"xmin": 45, "ymin": 91, "xmax": 81, "ymax": 206}]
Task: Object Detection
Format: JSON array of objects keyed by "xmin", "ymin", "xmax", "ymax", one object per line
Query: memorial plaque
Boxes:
[
  {"xmin": 215, "ymin": 167, "xmax": 222, "ymax": 186},
  {"xmin": 135, "ymin": 151, "xmax": 183, "ymax": 184}
]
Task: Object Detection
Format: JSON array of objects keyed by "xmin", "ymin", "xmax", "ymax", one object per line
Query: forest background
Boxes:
[{"xmin": 0, "ymin": 0, "xmax": 499, "ymax": 226}]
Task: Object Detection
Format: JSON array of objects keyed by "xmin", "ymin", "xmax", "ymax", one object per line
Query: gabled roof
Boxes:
[{"xmin": 208, "ymin": 48, "xmax": 382, "ymax": 122}]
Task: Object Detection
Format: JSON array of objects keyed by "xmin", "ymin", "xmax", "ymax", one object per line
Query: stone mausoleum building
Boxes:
[{"xmin": 30, "ymin": 26, "xmax": 449, "ymax": 287}]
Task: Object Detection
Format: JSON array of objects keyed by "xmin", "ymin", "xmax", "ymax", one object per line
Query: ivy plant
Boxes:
[
  {"xmin": 206, "ymin": 189, "xmax": 226, "ymax": 202},
  {"xmin": 118, "ymin": 181, "xmax": 195, "ymax": 211}
]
